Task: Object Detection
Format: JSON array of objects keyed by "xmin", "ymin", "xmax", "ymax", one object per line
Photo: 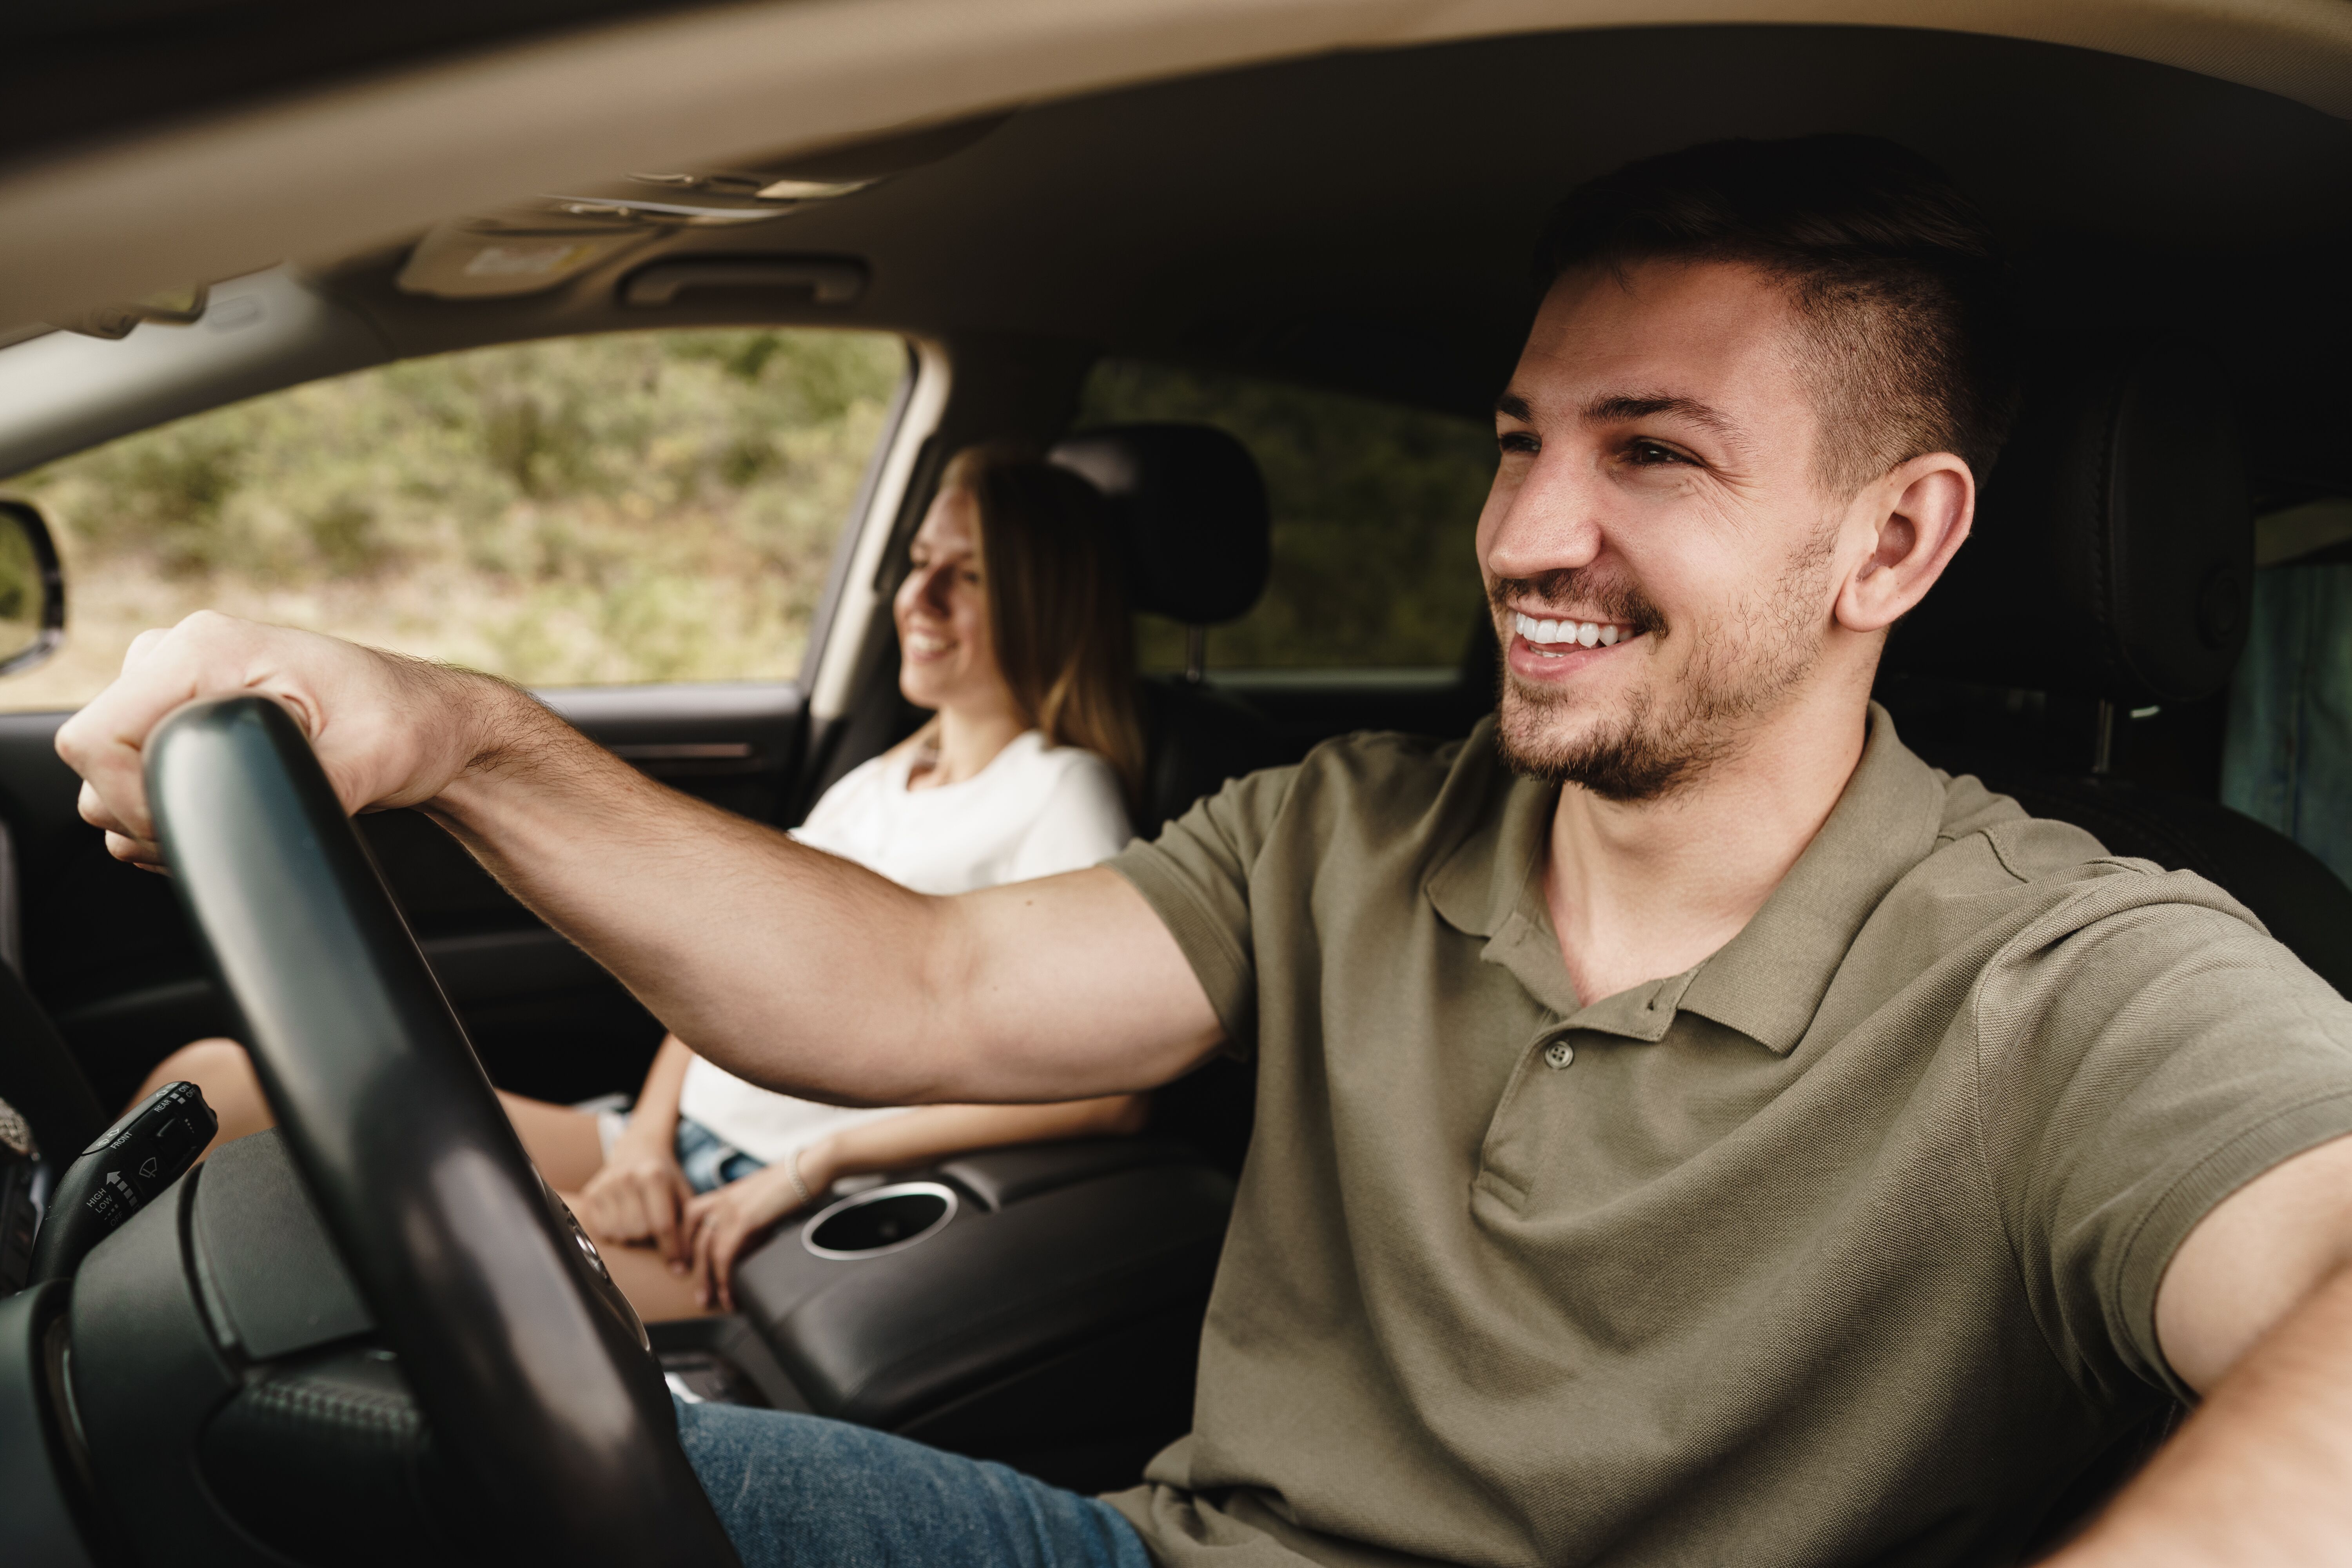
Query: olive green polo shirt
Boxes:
[{"xmin": 1103, "ymin": 706, "xmax": 2352, "ymax": 1568}]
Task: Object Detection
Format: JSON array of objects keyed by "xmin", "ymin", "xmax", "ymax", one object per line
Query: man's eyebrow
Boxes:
[
  {"xmin": 1582, "ymin": 392, "xmax": 1749, "ymax": 450},
  {"xmin": 1494, "ymin": 391, "xmax": 1533, "ymax": 421}
]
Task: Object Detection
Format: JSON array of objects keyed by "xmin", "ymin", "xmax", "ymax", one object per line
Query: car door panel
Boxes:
[{"xmin": 0, "ymin": 683, "xmax": 811, "ymax": 1112}]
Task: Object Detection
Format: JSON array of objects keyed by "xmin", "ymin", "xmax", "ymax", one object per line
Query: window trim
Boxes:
[{"xmin": 804, "ymin": 336, "xmax": 951, "ymax": 722}]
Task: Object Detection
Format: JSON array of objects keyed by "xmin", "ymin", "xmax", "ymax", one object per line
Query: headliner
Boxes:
[{"xmin": 295, "ymin": 25, "xmax": 2352, "ymax": 492}]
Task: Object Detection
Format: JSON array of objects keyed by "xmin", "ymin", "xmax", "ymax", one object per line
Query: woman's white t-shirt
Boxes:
[{"xmin": 673, "ymin": 730, "xmax": 1133, "ymax": 1165}]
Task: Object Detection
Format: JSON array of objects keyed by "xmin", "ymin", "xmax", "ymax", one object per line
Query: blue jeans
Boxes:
[
  {"xmin": 676, "ymin": 1399, "xmax": 1153, "ymax": 1567},
  {"xmin": 674, "ymin": 1115, "xmax": 768, "ymax": 1195}
]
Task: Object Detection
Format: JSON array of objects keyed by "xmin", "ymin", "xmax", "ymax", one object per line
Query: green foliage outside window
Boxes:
[
  {"xmin": 1077, "ymin": 360, "xmax": 1497, "ymax": 671},
  {"xmin": 2, "ymin": 328, "xmax": 904, "ymax": 710}
]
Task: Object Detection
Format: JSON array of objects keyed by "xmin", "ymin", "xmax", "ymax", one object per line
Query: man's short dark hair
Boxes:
[{"xmin": 1536, "ymin": 135, "xmax": 2017, "ymax": 494}]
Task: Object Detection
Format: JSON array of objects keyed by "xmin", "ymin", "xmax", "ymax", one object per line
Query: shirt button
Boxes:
[{"xmin": 1543, "ymin": 1040, "xmax": 1575, "ymax": 1070}]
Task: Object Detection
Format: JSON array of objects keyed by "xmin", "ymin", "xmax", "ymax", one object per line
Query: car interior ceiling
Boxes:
[
  {"xmin": 291, "ymin": 26, "xmax": 2352, "ymax": 437},
  {"xmin": 5, "ymin": 19, "xmax": 2352, "ymax": 1559}
]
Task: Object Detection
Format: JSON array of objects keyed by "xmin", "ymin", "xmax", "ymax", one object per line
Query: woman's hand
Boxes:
[
  {"xmin": 577, "ymin": 1129, "xmax": 695, "ymax": 1269},
  {"xmin": 684, "ymin": 1154, "xmax": 819, "ymax": 1311}
]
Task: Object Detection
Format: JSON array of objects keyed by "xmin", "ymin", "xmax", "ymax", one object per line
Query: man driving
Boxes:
[{"xmin": 56, "ymin": 136, "xmax": 2352, "ymax": 1566}]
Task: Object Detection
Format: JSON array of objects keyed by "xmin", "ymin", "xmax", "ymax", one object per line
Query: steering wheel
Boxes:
[{"xmin": 146, "ymin": 695, "xmax": 739, "ymax": 1568}]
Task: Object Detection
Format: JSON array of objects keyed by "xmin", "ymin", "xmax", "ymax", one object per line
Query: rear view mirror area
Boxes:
[{"xmin": 0, "ymin": 500, "xmax": 63, "ymax": 677}]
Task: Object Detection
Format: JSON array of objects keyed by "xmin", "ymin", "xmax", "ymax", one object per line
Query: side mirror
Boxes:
[{"xmin": 0, "ymin": 501, "xmax": 64, "ymax": 677}]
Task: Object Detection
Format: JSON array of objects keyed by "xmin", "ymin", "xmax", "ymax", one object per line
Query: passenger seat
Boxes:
[{"xmin": 1887, "ymin": 340, "xmax": 2352, "ymax": 997}]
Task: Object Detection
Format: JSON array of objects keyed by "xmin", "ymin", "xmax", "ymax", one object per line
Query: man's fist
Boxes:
[{"xmin": 54, "ymin": 612, "xmax": 520, "ymax": 867}]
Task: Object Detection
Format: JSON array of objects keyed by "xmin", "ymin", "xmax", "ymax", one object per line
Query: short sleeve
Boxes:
[
  {"xmin": 1107, "ymin": 764, "xmax": 1302, "ymax": 1057},
  {"xmin": 1977, "ymin": 871, "xmax": 2352, "ymax": 1404},
  {"xmin": 1007, "ymin": 754, "xmax": 1135, "ymax": 881}
]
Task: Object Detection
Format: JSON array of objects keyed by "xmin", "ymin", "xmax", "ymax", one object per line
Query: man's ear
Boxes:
[{"xmin": 1835, "ymin": 453, "xmax": 1973, "ymax": 634}]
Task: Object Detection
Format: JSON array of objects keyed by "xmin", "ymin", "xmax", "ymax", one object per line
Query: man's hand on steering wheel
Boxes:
[{"xmin": 55, "ymin": 612, "xmax": 534, "ymax": 867}]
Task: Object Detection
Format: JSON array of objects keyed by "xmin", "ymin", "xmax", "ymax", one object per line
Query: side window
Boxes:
[
  {"xmin": 2222, "ymin": 497, "xmax": 2352, "ymax": 884},
  {"xmin": 0, "ymin": 328, "xmax": 906, "ymax": 711},
  {"xmin": 1076, "ymin": 359, "xmax": 1495, "ymax": 673}
]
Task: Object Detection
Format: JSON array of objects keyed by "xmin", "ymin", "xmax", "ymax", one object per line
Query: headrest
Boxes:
[
  {"xmin": 1890, "ymin": 341, "xmax": 2252, "ymax": 706},
  {"xmin": 1049, "ymin": 423, "xmax": 1271, "ymax": 625}
]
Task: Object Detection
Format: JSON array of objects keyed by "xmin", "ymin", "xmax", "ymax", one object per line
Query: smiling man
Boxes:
[{"xmin": 56, "ymin": 136, "xmax": 2352, "ymax": 1567}]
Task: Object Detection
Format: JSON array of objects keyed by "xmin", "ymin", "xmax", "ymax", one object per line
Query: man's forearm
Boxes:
[
  {"xmin": 419, "ymin": 683, "xmax": 1218, "ymax": 1107},
  {"xmin": 55, "ymin": 617, "xmax": 1223, "ymax": 1109},
  {"xmin": 421, "ymin": 690, "xmax": 964, "ymax": 1102},
  {"xmin": 2053, "ymin": 1262, "xmax": 2352, "ymax": 1564}
]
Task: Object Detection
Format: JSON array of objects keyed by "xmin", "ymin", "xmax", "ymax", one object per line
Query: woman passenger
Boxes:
[{"xmin": 138, "ymin": 444, "xmax": 1149, "ymax": 1318}]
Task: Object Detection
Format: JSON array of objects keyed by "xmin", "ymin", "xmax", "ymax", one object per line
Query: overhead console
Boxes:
[{"xmin": 392, "ymin": 114, "xmax": 1008, "ymax": 301}]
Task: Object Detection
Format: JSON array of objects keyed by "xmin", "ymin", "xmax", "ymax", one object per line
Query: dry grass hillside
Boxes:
[{"xmin": 0, "ymin": 328, "xmax": 905, "ymax": 711}]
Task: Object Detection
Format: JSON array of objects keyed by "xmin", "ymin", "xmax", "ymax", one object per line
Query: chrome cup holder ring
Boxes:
[{"xmin": 799, "ymin": 1180, "xmax": 959, "ymax": 1260}]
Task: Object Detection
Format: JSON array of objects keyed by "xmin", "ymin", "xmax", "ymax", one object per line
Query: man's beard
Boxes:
[{"xmin": 1492, "ymin": 526, "xmax": 1837, "ymax": 802}]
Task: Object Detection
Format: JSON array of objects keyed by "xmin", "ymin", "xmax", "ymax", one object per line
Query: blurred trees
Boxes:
[{"xmin": 3, "ymin": 329, "xmax": 904, "ymax": 708}]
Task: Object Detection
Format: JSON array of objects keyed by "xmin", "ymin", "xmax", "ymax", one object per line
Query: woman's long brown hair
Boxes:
[{"xmin": 931, "ymin": 443, "xmax": 1145, "ymax": 812}]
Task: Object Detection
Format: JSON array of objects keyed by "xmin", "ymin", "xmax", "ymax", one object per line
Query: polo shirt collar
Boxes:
[
  {"xmin": 1426, "ymin": 704, "xmax": 1949, "ymax": 1054},
  {"xmin": 1673, "ymin": 705, "xmax": 1948, "ymax": 1053},
  {"xmin": 1425, "ymin": 729, "xmax": 1567, "ymax": 993}
]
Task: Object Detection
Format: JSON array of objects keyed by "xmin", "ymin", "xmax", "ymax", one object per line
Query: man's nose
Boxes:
[{"xmin": 1483, "ymin": 452, "xmax": 1606, "ymax": 582}]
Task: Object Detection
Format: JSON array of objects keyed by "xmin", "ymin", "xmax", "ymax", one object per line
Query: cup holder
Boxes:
[{"xmin": 801, "ymin": 1180, "xmax": 960, "ymax": 1260}]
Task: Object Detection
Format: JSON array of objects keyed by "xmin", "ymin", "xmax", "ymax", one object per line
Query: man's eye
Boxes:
[
  {"xmin": 1627, "ymin": 440, "xmax": 1694, "ymax": 467},
  {"xmin": 1498, "ymin": 430, "xmax": 1539, "ymax": 455}
]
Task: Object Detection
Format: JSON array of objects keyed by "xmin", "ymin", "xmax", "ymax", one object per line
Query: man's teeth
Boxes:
[{"xmin": 1513, "ymin": 612, "xmax": 1624, "ymax": 648}]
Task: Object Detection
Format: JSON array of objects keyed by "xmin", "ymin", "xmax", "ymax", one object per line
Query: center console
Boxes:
[{"xmin": 660, "ymin": 1137, "xmax": 1234, "ymax": 1492}]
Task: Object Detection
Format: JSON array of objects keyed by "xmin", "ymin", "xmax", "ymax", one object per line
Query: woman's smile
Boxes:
[{"xmin": 903, "ymin": 627, "xmax": 957, "ymax": 662}]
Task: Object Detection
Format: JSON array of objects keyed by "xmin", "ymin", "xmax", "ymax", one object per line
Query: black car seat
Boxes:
[
  {"xmin": 1049, "ymin": 423, "xmax": 1288, "ymax": 1175},
  {"xmin": 1050, "ymin": 423, "xmax": 1289, "ymax": 835},
  {"xmin": 1887, "ymin": 341, "xmax": 2352, "ymax": 997}
]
